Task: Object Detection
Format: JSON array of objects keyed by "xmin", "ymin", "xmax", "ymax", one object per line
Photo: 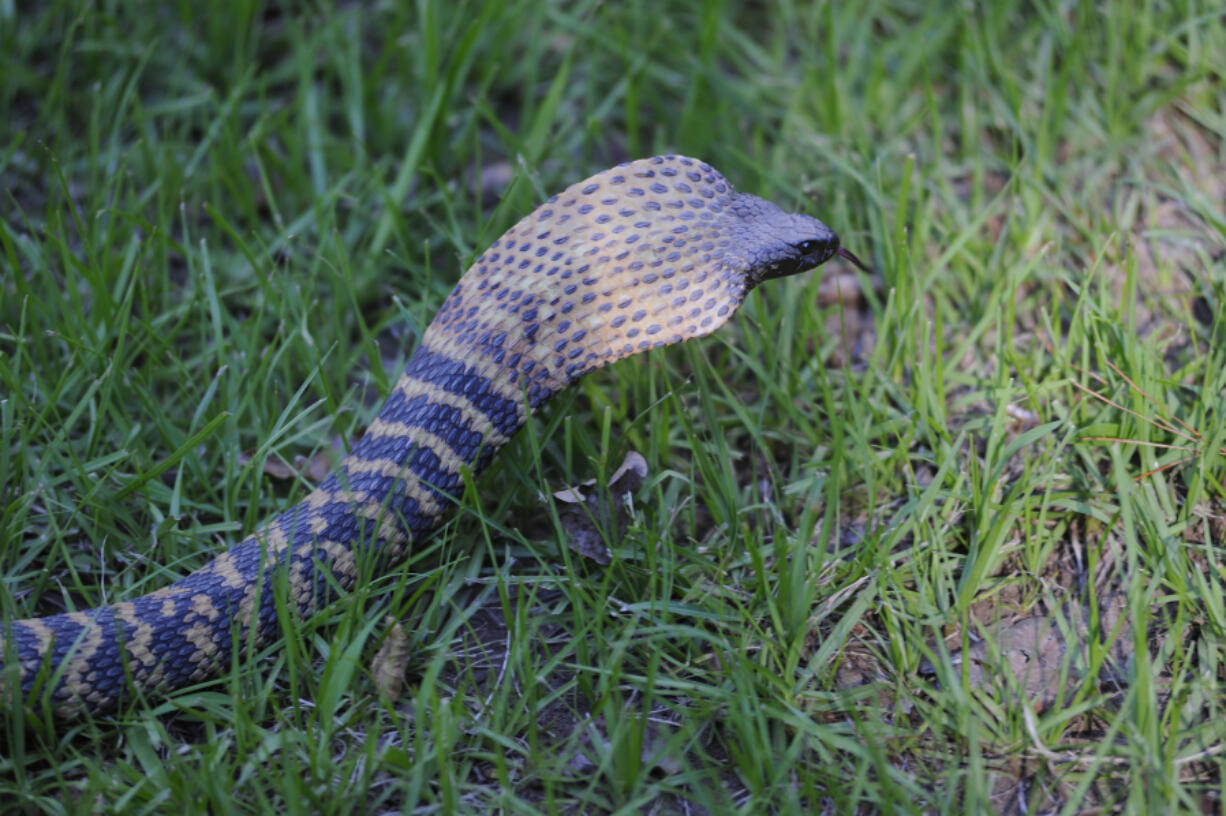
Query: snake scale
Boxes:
[{"xmin": 3, "ymin": 155, "xmax": 863, "ymax": 717}]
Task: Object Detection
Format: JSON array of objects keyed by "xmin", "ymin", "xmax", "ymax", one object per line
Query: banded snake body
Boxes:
[{"xmin": 3, "ymin": 155, "xmax": 861, "ymax": 717}]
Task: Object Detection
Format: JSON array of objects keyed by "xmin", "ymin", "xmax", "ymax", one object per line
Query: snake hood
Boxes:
[
  {"xmin": 4, "ymin": 155, "xmax": 862, "ymax": 716},
  {"xmin": 428, "ymin": 156, "xmax": 853, "ymax": 405}
]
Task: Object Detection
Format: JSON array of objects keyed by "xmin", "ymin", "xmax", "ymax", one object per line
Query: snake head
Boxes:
[{"xmin": 727, "ymin": 195, "xmax": 858, "ymax": 287}]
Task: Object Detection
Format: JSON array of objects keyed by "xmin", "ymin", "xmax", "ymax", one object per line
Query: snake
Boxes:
[{"xmin": 2, "ymin": 155, "xmax": 866, "ymax": 717}]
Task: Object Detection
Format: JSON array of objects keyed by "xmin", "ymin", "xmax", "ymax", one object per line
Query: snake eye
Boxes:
[{"xmin": 793, "ymin": 238, "xmax": 831, "ymax": 256}]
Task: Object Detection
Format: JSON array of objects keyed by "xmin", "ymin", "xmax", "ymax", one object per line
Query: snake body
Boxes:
[{"xmin": 3, "ymin": 155, "xmax": 851, "ymax": 717}]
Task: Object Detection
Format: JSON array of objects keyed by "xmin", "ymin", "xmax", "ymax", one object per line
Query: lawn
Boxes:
[{"xmin": 2, "ymin": 0, "xmax": 1225, "ymax": 812}]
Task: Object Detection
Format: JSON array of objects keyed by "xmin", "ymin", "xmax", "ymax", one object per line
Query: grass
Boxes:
[{"xmin": 1, "ymin": 0, "xmax": 1225, "ymax": 812}]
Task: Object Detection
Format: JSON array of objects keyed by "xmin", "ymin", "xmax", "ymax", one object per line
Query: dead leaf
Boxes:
[
  {"xmin": 551, "ymin": 451, "xmax": 649, "ymax": 564},
  {"xmin": 943, "ymin": 593, "xmax": 1133, "ymax": 714},
  {"xmin": 371, "ymin": 616, "xmax": 412, "ymax": 701},
  {"xmin": 570, "ymin": 714, "xmax": 683, "ymax": 777},
  {"xmin": 239, "ymin": 441, "xmax": 340, "ymax": 483},
  {"xmin": 240, "ymin": 453, "xmax": 297, "ymax": 480},
  {"xmin": 955, "ymin": 615, "xmax": 1068, "ymax": 711}
]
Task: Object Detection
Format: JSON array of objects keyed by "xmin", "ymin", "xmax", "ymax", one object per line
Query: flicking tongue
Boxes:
[{"xmin": 837, "ymin": 247, "xmax": 872, "ymax": 273}]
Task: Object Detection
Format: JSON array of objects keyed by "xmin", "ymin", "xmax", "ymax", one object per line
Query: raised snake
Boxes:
[{"xmin": 2, "ymin": 155, "xmax": 864, "ymax": 717}]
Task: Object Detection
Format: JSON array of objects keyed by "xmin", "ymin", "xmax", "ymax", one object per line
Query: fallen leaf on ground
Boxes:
[
  {"xmin": 239, "ymin": 443, "xmax": 339, "ymax": 483},
  {"xmin": 371, "ymin": 616, "xmax": 412, "ymax": 701},
  {"xmin": 550, "ymin": 451, "xmax": 648, "ymax": 564}
]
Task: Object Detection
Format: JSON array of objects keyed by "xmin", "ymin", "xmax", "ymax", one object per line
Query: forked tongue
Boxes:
[{"xmin": 837, "ymin": 247, "xmax": 872, "ymax": 273}]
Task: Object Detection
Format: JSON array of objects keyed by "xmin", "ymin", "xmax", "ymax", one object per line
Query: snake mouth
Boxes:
[{"xmin": 755, "ymin": 239, "xmax": 870, "ymax": 285}]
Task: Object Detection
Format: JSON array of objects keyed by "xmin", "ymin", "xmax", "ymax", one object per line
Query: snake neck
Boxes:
[{"xmin": 321, "ymin": 338, "xmax": 534, "ymax": 550}]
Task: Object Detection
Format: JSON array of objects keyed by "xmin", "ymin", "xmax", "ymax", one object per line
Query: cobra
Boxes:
[{"xmin": 3, "ymin": 155, "xmax": 866, "ymax": 717}]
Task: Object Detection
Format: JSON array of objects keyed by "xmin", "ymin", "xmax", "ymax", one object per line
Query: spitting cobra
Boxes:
[{"xmin": 2, "ymin": 155, "xmax": 865, "ymax": 717}]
